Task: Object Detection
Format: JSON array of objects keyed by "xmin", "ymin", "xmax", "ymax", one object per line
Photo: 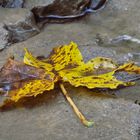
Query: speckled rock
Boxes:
[
  {"xmin": 0, "ymin": 23, "xmax": 8, "ymax": 50},
  {"xmin": 0, "ymin": 0, "xmax": 140, "ymax": 140},
  {"xmin": 0, "ymin": 8, "xmax": 30, "ymax": 24},
  {"xmin": 0, "ymin": 8, "xmax": 39, "ymax": 45},
  {"xmin": 24, "ymin": 0, "xmax": 54, "ymax": 9},
  {"xmin": 0, "ymin": 87, "xmax": 140, "ymax": 140},
  {"xmin": 0, "ymin": 0, "xmax": 24, "ymax": 8}
]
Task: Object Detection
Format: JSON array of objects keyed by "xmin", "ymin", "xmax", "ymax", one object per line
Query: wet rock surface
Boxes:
[
  {"xmin": 0, "ymin": 23, "xmax": 8, "ymax": 50},
  {"xmin": 5, "ymin": 12, "xmax": 40, "ymax": 44},
  {"xmin": 0, "ymin": 8, "xmax": 39, "ymax": 45},
  {"xmin": 3, "ymin": 0, "xmax": 107, "ymax": 44},
  {"xmin": 0, "ymin": 8, "xmax": 31, "ymax": 24},
  {"xmin": 0, "ymin": 0, "xmax": 24, "ymax": 8},
  {"xmin": 0, "ymin": 0, "xmax": 140, "ymax": 140},
  {"xmin": 24, "ymin": 0, "xmax": 53, "ymax": 9},
  {"xmin": 0, "ymin": 89, "xmax": 140, "ymax": 140}
]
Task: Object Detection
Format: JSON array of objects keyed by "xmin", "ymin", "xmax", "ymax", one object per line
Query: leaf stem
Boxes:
[{"xmin": 59, "ymin": 83, "xmax": 94, "ymax": 127}]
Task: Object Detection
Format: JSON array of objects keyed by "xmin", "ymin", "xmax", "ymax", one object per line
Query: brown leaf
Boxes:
[{"xmin": 0, "ymin": 58, "xmax": 54, "ymax": 92}]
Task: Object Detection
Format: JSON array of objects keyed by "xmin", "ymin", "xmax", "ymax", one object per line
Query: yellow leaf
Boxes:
[
  {"xmin": 44, "ymin": 41, "xmax": 84, "ymax": 71},
  {"xmin": 9, "ymin": 79, "xmax": 55, "ymax": 102},
  {"xmin": 59, "ymin": 56, "xmax": 117, "ymax": 78},
  {"xmin": 2, "ymin": 42, "xmax": 140, "ymax": 101},
  {"xmin": 87, "ymin": 57, "xmax": 117, "ymax": 70},
  {"xmin": 59, "ymin": 56, "xmax": 122, "ymax": 89},
  {"xmin": 24, "ymin": 48, "xmax": 53, "ymax": 71},
  {"xmin": 117, "ymin": 62, "xmax": 140, "ymax": 74},
  {"xmin": 1, "ymin": 42, "xmax": 140, "ymax": 127},
  {"xmin": 61, "ymin": 71, "xmax": 133, "ymax": 89}
]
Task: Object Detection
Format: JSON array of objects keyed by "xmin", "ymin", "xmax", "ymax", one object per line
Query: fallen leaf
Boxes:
[
  {"xmin": 32, "ymin": 0, "xmax": 108, "ymax": 23},
  {"xmin": 0, "ymin": 41, "xmax": 140, "ymax": 127},
  {"xmin": 10, "ymin": 79, "xmax": 55, "ymax": 102}
]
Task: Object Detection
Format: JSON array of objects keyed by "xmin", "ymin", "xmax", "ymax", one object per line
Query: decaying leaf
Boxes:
[
  {"xmin": 0, "ymin": 58, "xmax": 56, "ymax": 100},
  {"xmin": 0, "ymin": 41, "xmax": 140, "ymax": 127},
  {"xmin": 10, "ymin": 79, "xmax": 55, "ymax": 102},
  {"xmin": 24, "ymin": 48, "xmax": 53, "ymax": 72},
  {"xmin": 32, "ymin": 0, "xmax": 108, "ymax": 23},
  {"xmin": 24, "ymin": 42, "xmax": 84, "ymax": 71}
]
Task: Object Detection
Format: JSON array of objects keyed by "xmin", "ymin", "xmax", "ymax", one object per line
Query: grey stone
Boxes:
[
  {"xmin": 0, "ymin": 88, "xmax": 140, "ymax": 140},
  {"xmin": 24, "ymin": 0, "xmax": 54, "ymax": 9},
  {"xmin": 0, "ymin": 0, "xmax": 24, "ymax": 8},
  {"xmin": 5, "ymin": 12, "xmax": 40, "ymax": 43},
  {"xmin": 0, "ymin": 8, "xmax": 40, "ymax": 44},
  {"xmin": 0, "ymin": 8, "xmax": 30, "ymax": 24},
  {"xmin": 0, "ymin": 23, "xmax": 8, "ymax": 50},
  {"xmin": 0, "ymin": 0, "xmax": 140, "ymax": 140}
]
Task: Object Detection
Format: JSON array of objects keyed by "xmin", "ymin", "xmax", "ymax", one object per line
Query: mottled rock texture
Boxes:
[{"xmin": 0, "ymin": 0, "xmax": 140, "ymax": 140}]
